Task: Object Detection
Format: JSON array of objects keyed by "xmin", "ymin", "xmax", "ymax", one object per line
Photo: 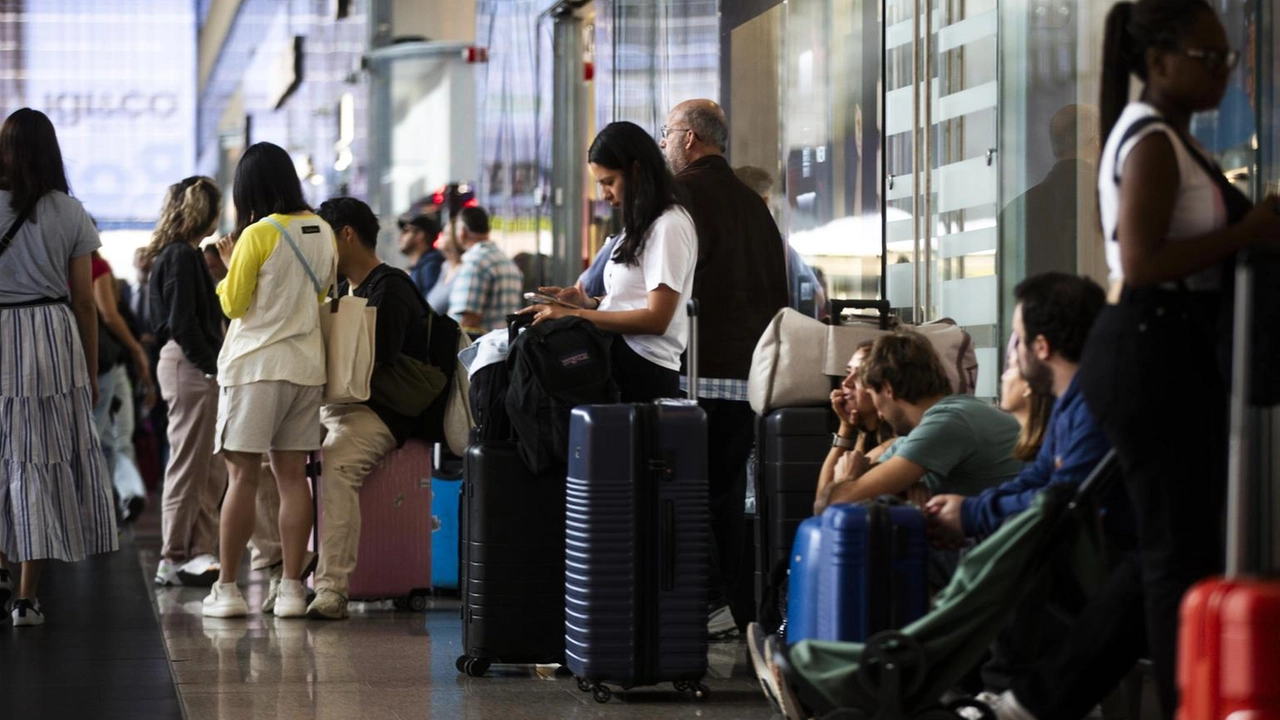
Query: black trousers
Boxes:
[
  {"xmin": 1016, "ymin": 290, "xmax": 1227, "ymax": 720},
  {"xmin": 699, "ymin": 397, "xmax": 756, "ymax": 613},
  {"xmin": 610, "ymin": 336, "xmax": 679, "ymax": 403}
]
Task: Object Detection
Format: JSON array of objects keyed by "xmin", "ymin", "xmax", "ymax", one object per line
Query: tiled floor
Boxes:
[
  {"xmin": 0, "ymin": 528, "xmax": 184, "ymax": 720},
  {"xmin": 5, "ymin": 502, "xmax": 776, "ymax": 720},
  {"xmin": 139, "ymin": 529, "xmax": 776, "ymax": 719}
]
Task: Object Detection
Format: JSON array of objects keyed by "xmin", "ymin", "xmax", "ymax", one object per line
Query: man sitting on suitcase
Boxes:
[
  {"xmin": 816, "ymin": 332, "xmax": 1022, "ymax": 513},
  {"xmin": 305, "ymin": 197, "xmax": 436, "ymax": 620}
]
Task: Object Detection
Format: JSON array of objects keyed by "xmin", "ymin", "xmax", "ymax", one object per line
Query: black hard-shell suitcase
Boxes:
[
  {"xmin": 753, "ymin": 406, "xmax": 837, "ymax": 631},
  {"xmin": 563, "ymin": 301, "xmax": 711, "ymax": 703},
  {"xmin": 752, "ymin": 299, "xmax": 889, "ymax": 632},
  {"xmin": 456, "ymin": 441, "xmax": 566, "ymax": 676}
]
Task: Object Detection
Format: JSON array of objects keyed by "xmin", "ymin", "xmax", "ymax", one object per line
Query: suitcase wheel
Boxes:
[
  {"xmin": 575, "ymin": 677, "xmax": 591, "ymax": 693},
  {"xmin": 456, "ymin": 655, "xmax": 490, "ymax": 678},
  {"xmin": 591, "ymin": 685, "xmax": 612, "ymax": 704},
  {"xmin": 673, "ymin": 680, "xmax": 710, "ymax": 701},
  {"xmin": 408, "ymin": 591, "xmax": 429, "ymax": 612}
]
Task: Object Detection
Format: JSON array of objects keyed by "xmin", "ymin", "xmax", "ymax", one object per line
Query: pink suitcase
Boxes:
[{"xmin": 314, "ymin": 439, "xmax": 434, "ymax": 610}]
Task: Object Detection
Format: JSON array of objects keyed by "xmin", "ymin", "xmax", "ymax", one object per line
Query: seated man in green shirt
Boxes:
[{"xmin": 817, "ymin": 331, "xmax": 1022, "ymax": 512}]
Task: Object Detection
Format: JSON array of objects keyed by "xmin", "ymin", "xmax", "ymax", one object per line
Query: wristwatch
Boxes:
[{"xmin": 831, "ymin": 433, "xmax": 856, "ymax": 450}]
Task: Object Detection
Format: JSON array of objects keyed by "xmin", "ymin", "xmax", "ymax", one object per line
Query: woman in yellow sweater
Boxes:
[{"xmin": 202, "ymin": 142, "xmax": 337, "ymax": 619}]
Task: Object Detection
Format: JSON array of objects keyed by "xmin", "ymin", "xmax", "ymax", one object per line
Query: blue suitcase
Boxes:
[
  {"xmin": 785, "ymin": 516, "xmax": 825, "ymax": 643},
  {"xmin": 786, "ymin": 499, "xmax": 929, "ymax": 643},
  {"xmin": 430, "ymin": 477, "xmax": 461, "ymax": 591},
  {"xmin": 564, "ymin": 400, "xmax": 711, "ymax": 703}
]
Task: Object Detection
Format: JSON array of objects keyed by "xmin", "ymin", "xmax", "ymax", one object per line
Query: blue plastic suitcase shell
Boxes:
[
  {"xmin": 564, "ymin": 402, "xmax": 710, "ymax": 692},
  {"xmin": 785, "ymin": 516, "xmax": 825, "ymax": 643},
  {"xmin": 431, "ymin": 477, "xmax": 462, "ymax": 591},
  {"xmin": 786, "ymin": 501, "xmax": 929, "ymax": 644}
]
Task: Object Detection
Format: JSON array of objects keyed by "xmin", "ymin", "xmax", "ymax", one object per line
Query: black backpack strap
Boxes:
[
  {"xmin": 0, "ymin": 210, "xmax": 29, "ymax": 262},
  {"xmin": 1111, "ymin": 116, "xmax": 1169, "ymax": 185}
]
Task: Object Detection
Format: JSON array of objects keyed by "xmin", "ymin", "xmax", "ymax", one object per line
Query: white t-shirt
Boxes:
[
  {"xmin": 599, "ymin": 206, "xmax": 698, "ymax": 371},
  {"xmin": 1099, "ymin": 102, "xmax": 1228, "ymax": 290}
]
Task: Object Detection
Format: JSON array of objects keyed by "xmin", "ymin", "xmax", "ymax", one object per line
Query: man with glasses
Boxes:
[{"xmin": 659, "ymin": 98, "xmax": 790, "ymax": 639}]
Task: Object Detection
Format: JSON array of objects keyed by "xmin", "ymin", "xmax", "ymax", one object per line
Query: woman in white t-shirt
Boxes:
[
  {"xmin": 524, "ymin": 121, "xmax": 697, "ymax": 402},
  {"xmin": 994, "ymin": 2, "xmax": 1280, "ymax": 718}
]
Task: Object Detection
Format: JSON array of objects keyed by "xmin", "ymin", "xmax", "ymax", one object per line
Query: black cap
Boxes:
[{"xmin": 397, "ymin": 213, "xmax": 441, "ymax": 237}]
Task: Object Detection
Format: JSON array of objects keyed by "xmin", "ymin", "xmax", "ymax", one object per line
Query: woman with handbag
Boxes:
[
  {"xmin": 202, "ymin": 142, "xmax": 336, "ymax": 619},
  {"xmin": 0, "ymin": 108, "xmax": 118, "ymax": 626},
  {"xmin": 522, "ymin": 121, "xmax": 698, "ymax": 403},
  {"xmin": 146, "ymin": 176, "xmax": 228, "ymax": 588}
]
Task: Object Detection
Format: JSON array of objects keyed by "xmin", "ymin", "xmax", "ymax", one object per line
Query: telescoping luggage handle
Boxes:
[
  {"xmin": 685, "ymin": 299, "xmax": 699, "ymax": 402},
  {"xmin": 829, "ymin": 299, "xmax": 893, "ymax": 330},
  {"xmin": 1226, "ymin": 253, "xmax": 1257, "ymax": 578}
]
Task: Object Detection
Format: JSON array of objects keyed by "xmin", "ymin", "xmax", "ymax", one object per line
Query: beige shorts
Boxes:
[{"xmin": 216, "ymin": 381, "xmax": 323, "ymax": 454}]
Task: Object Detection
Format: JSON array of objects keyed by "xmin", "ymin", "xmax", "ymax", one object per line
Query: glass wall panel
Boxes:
[{"xmin": 780, "ymin": 0, "xmax": 884, "ymax": 312}]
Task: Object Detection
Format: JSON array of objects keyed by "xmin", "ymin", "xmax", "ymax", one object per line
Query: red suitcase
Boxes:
[
  {"xmin": 1177, "ymin": 257, "xmax": 1280, "ymax": 719},
  {"xmin": 1178, "ymin": 579, "xmax": 1280, "ymax": 720},
  {"xmin": 314, "ymin": 439, "xmax": 435, "ymax": 611}
]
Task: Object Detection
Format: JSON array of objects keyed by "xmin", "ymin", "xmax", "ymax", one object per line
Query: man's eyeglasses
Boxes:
[
  {"xmin": 660, "ymin": 125, "xmax": 692, "ymax": 139},
  {"xmin": 1181, "ymin": 48, "xmax": 1240, "ymax": 74}
]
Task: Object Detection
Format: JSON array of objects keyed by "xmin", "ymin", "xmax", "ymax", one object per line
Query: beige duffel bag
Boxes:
[{"xmin": 747, "ymin": 307, "xmax": 978, "ymax": 415}]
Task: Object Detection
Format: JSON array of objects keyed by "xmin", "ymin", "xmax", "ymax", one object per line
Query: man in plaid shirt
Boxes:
[{"xmin": 447, "ymin": 206, "xmax": 524, "ymax": 333}]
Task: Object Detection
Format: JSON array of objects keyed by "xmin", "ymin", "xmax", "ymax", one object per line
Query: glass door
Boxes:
[{"xmin": 885, "ymin": 0, "xmax": 1000, "ymax": 396}]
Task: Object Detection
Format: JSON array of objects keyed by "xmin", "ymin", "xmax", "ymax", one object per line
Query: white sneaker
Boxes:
[
  {"xmin": 202, "ymin": 582, "xmax": 248, "ymax": 618},
  {"xmin": 262, "ymin": 564, "xmax": 282, "ymax": 614},
  {"xmin": 987, "ymin": 690, "xmax": 1040, "ymax": 720},
  {"xmin": 273, "ymin": 579, "xmax": 308, "ymax": 618},
  {"xmin": 12, "ymin": 598, "xmax": 44, "ymax": 626},
  {"xmin": 154, "ymin": 559, "xmax": 183, "ymax": 586},
  {"xmin": 178, "ymin": 554, "xmax": 221, "ymax": 587},
  {"xmin": 708, "ymin": 604, "xmax": 739, "ymax": 639}
]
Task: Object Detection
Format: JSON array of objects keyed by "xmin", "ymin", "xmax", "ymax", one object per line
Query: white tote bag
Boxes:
[
  {"xmin": 442, "ymin": 330, "xmax": 475, "ymax": 456},
  {"xmin": 268, "ymin": 218, "xmax": 376, "ymax": 404},
  {"xmin": 319, "ymin": 292, "xmax": 377, "ymax": 404}
]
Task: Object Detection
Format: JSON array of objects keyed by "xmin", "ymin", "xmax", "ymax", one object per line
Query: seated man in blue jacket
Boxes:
[
  {"xmin": 925, "ymin": 271, "xmax": 1134, "ymax": 694},
  {"xmin": 924, "ymin": 272, "xmax": 1123, "ymax": 542}
]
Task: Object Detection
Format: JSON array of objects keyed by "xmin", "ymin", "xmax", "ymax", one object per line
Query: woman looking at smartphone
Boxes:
[{"xmin": 523, "ymin": 121, "xmax": 697, "ymax": 403}]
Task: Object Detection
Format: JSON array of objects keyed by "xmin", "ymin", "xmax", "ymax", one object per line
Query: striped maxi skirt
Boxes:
[{"xmin": 0, "ymin": 302, "xmax": 118, "ymax": 563}]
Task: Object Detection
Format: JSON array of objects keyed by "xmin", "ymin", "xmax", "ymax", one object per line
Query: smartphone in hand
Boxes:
[{"xmin": 524, "ymin": 291, "xmax": 577, "ymax": 309}]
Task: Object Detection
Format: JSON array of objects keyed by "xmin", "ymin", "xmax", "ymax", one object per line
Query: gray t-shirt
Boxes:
[
  {"xmin": 0, "ymin": 190, "xmax": 100, "ymax": 304},
  {"xmin": 879, "ymin": 394, "xmax": 1023, "ymax": 496}
]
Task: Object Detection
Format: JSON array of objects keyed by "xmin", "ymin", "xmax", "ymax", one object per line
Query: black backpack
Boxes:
[{"xmin": 504, "ymin": 316, "xmax": 619, "ymax": 474}]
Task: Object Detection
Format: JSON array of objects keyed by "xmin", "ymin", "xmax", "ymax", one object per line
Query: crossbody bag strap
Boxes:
[
  {"xmin": 0, "ymin": 210, "xmax": 29, "ymax": 262},
  {"xmin": 263, "ymin": 217, "xmax": 325, "ymax": 296}
]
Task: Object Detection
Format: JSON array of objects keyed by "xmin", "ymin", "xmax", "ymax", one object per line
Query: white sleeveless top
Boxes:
[{"xmin": 1098, "ymin": 102, "xmax": 1228, "ymax": 290}]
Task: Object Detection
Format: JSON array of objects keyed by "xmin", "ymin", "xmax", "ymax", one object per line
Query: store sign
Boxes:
[{"xmin": 20, "ymin": 0, "xmax": 197, "ymax": 224}]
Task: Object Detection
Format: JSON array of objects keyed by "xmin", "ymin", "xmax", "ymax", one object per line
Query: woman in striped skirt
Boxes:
[{"xmin": 0, "ymin": 108, "xmax": 119, "ymax": 627}]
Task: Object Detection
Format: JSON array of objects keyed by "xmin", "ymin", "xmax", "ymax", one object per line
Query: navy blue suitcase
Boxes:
[
  {"xmin": 456, "ymin": 441, "xmax": 565, "ymax": 676},
  {"xmin": 564, "ymin": 400, "xmax": 711, "ymax": 703},
  {"xmin": 786, "ymin": 499, "xmax": 929, "ymax": 644}
]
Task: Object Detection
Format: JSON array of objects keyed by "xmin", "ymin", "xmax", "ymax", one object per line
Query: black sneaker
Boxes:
[
  {"xmin": 0, "ymin": 569, "xmax": 12, "ymax": 613},
  {"xmin": 12, "ymin": 598, "xmax": 44, "ymax": 627},
  {"xmin": 119, "ymin": 495, "xmax": 146, "ymax": 525}
]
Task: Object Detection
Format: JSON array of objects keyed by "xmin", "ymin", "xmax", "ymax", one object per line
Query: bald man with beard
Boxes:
[{"xmin": 659, "ymin": 98, "xmax": 789, "ymax": 638}]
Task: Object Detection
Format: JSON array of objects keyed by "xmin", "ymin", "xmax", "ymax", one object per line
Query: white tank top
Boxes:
[{"xmin": 1098, "ymin": 102, "xmax": 1228, "ymax": 290}]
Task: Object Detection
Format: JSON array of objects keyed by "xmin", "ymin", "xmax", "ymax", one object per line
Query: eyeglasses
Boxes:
[
  {"xmin": 660, "ymin": 125, "xmax": 691, "ymax": 139},
  {"xmin": 1181, "ymin": 48, "xmax": 1240, "ymax": 74}
]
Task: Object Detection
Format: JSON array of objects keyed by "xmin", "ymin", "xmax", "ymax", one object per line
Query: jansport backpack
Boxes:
[{"xmin": 504, "ymin": 316, "xmax": 620, "ymax": 474}]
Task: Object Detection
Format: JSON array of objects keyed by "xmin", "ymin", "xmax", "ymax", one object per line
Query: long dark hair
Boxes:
[
  {"xmin": 232, "ymin": 142, "xmax": 310, "ymax": 237},
  {"xmin": 1100, "ymin": 0, "xmax": 1213, "ymax": 141},
  {"xmin": 0, "ymin": 108, "xmax": 71, "ymax": 223},
  {"xmin": 588, "ymin": 122, "xmax": 681, "ymax": 267}
]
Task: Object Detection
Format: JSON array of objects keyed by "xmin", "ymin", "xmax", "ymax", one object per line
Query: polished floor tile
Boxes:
[
  {"xmin": 149, "ymin": 550, "xmax": 777, "ymax": 719},
  {"xmin": 11, "ymin": 497, "xmax": 778, "ymax": 720}
]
